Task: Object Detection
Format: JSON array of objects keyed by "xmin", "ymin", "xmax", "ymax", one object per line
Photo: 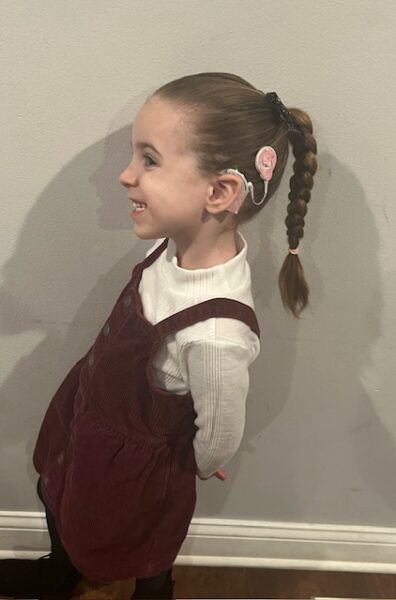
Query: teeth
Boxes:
[{"xmin": 133, "ymin": 202, "xmax": 146, "ymax": 210}]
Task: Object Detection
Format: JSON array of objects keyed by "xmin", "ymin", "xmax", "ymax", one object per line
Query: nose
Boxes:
[{"xmin": 119, "ymin": 161, "xmax": 138, "ymax": 188}]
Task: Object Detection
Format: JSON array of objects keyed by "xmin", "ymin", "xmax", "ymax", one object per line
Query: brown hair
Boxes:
[{"xmin": 151, "ymin": 72, "xmax": 317, "ymax": 318}]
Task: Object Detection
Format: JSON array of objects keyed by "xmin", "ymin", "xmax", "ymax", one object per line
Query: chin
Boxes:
[{"xmin": 134, "ymin": 229, "xmax": 161, "ymax": 241}]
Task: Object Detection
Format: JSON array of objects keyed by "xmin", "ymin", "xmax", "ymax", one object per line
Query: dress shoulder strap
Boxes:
[
  {"xmin": 132, "ymin": 239, "xmax": 260, "ymax": 338},
  {"xmin": 131, "ymin": 238, "xmax": 169, "ymax": 283},
  {"xmin": 154, "ymin": 297, "xmax": 260, "ymax": 339}
]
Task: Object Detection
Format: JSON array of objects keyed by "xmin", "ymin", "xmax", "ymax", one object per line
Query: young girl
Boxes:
[{"xmin": 0, "ymin": 72, "xmax": 317, "ymax": 599}]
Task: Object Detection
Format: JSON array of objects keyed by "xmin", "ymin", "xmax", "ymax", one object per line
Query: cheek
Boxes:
[
  {"xmin": 140, "ymin": 172, "xmax": 161, "ymax": 196},
  {"xmin": 153, "ymin": 174, "xmax": 180, "ymax": 200}
]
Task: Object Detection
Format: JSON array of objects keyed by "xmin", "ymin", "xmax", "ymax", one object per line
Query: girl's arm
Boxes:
[
  {"xmin": 198, "ymin": 469, "xmax": 227, "ymax": 481},
  {"xmin": 182, "ymin": 335, "xmax": 259, "ymax": 480}
]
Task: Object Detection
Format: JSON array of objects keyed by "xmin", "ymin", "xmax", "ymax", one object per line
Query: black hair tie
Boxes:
[{"xmin": 266, "ymin": 92, "xmax": 299, "ymax": 133}]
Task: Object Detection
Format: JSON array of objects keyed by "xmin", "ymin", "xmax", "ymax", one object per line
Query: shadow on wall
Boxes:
[
  {"xmin": 196, "ymin": 151, "xmax": 396, "ymax": 526},
  {"xmin": 0, "ymin": 122, "xmax": 395, "ymax": 527},
  {"xmin": 0, "ymin": 125, "xmax": 149, "ymax": 510}
]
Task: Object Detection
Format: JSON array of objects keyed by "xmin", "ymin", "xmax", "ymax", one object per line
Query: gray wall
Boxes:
[{"xmin": 1, "ymin": 0, "xmax": 396, "ymax": 530}]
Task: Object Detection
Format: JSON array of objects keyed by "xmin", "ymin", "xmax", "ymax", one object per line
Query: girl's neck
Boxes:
[{"xmin": 175, "ymin": 230, "xmax": 240, "ymax": 271}]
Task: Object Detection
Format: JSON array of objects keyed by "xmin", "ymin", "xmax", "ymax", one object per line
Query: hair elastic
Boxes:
[
  {"xmin": 289, "ymin": 247, "xmax": 299, "ymax": 255},
  {"xmin": 266, "ymin": 92, "xmax": 298, "ymax": 133}
]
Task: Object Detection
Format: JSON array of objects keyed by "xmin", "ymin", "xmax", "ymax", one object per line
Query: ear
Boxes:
[{"xmin": 205, "ymin": 171, "xmax": 247, "ymax": 215}]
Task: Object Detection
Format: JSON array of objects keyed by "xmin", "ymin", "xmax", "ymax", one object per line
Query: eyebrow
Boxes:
[{"xmin": 129, "ymin": 140, "xmax": 162, "ymax": 157}]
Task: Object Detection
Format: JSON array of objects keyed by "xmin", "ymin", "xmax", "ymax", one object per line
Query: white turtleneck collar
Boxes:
[{"xmin": 157, "ymin": 230, "xmax": 250, "ymax": 295}]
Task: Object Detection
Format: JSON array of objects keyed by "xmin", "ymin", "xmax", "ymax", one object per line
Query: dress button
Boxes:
[
  {"xmin": 57, "ymin": 452, "xmax": 64, "ymax": 466},
  {"xmin": 123, "ymin": 295, "xmax": 132, "ymax": 307},
  {"xmin": 103, "ymin": 322, "xmax": 110, "ymax": 336},
  {"xmin": 44, "ymin": 476, "xmax": 49, "ymax": 486},
  {"xmin": 88, "ymin": 354, "xmax": 94, "ymax": 366}
]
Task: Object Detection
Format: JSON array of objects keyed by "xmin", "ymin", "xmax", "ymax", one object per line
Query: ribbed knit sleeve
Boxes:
[
  {"xmin": 140, "ymin": 232, "xmax": 261, "ymax": 480},
  {"xmin": 181, "ymin": 338, "xmax": 255, "ymax": 479}
]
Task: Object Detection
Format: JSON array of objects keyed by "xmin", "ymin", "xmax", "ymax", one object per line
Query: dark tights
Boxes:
[
  {"xmin": 36, "ymin": 478, "xmax": 81, "ymax": 580},
  {"xmin": 36, "ymin": 478, "xmax": 169, "ymax": 590}
]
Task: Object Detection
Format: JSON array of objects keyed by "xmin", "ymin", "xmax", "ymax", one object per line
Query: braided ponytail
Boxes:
[{"xmin": 278, "ymin": 108, "xmax": 317, "ymax": 317}]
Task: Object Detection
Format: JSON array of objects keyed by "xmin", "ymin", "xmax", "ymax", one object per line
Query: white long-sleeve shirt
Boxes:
[{"xmin": 138, "ymin": 231, "xmax": 260, "ymax": 479}]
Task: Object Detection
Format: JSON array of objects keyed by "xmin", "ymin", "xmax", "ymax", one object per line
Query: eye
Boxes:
[{"xmin": 143, "ymin": 154, "xmax": 156, "ymax": 167}]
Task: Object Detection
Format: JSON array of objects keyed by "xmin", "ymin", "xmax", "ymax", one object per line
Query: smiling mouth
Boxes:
[{"xmin": 132, "ymin": 201, "xmax": 147, "ymax": 211}]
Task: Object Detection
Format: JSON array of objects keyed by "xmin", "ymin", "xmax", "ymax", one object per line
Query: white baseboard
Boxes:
[{"xmin": 1, "ymin": 512, "xmax": 396, "ymax": 574}]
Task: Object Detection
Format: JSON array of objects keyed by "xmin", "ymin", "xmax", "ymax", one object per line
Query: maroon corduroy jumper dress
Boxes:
[{"xmin": 33, "ymin": 238, "xmax": 260, "ymax": 582}]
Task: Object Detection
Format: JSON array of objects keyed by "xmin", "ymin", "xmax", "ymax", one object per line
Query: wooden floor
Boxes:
[
  {"xmin": 173, "ymin": 566, "xmax": 396, "ymax": 599},
  {"xmin": 69, "ymin": 567, "xmax": 396, "ymax": 599},
  {"xmin": 3, "ymin": 567, "xmax": 396, "ymax": 599}
]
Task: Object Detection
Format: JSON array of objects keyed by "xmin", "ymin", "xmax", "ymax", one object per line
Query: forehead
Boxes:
[{"xmin": 132, "ymin": 97, "xmax": 192, "ymax": 156}]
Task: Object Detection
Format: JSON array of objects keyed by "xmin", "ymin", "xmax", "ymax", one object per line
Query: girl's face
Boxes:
[{"xmin": 119, "ymin": 97, "xmax": 212, "ymax": 243}]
